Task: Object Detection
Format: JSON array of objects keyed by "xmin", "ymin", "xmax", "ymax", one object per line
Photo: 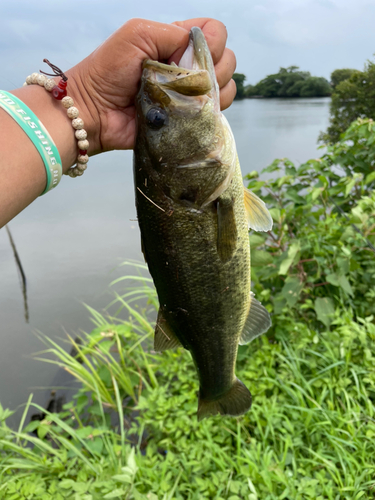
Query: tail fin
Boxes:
[{"xmin": 197, "ymin": 378, "xmax": 252, "ymax": 421}]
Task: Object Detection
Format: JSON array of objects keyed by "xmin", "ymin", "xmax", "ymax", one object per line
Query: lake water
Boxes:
[{"xmin": 0, "ymin": 97, "xmax": 330, "ymax": 422}]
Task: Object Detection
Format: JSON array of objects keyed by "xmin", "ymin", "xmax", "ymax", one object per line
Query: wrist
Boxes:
[
  {"xmin": 12, "ymin": 84, "xmax": 77, "ymax": 174},
  {"xmin": 64, "ymin": 63, "xmax": 103, "ymax": 157}
]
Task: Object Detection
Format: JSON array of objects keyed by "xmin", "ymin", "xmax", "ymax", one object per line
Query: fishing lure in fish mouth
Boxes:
[{"xmin": 134, "ymin": 27, "xmax": 273, "ymax": 420}]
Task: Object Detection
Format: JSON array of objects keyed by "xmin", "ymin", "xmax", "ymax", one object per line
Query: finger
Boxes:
[
  {"xmin": 220, "ymin": 79, "xmax": 237, "ymax": 111},
  {"xmin": 171, "ymin": 18, "xmax": 227, "ymax": 65},
  {"xmin": 215, "ymin": 48, "xmax": 236, "ymax": 90},
  {"xmin": 118, "ymin": 18, "xmax": 190, "ymax": 61}
]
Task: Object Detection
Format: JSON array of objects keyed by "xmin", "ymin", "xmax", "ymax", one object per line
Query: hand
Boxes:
[{"xmin": 67, "ymin": 18, "xmax": 236, "ymax": 155}]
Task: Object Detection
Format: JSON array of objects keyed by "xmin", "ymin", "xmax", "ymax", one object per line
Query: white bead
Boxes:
[
  {"xmin": 26, "ymin": 75, "xmax": 32, "ymax": 85},
  {"xmin": 72, "ymin": 118, "xmax": 84, "ymax": 130},
  {"xmin": 37, "ymin": 74, "xmax": 47, "ymax": 86},
  {"xmin": 67, "ymin": 106, "xmax": 79, "ymax": 119},
  {"xmin": 75, "ymin": 129, "xmax": 87, "ymax": 140},
  {"xmin": 68, "ymin": 169, "xmax": 76, "ymax": 177},
  {"xmin": 78, "ymin": 139, "xmax": 89, "ymax": 150},
  {"xmin": 23, "ymin": 82, "xmax": 28, "ymax": 86},
  {"xmin": 31, "ymin": 73, "xmax": 39, "ymax": 84},
  {"xmin": 44, "ymin": 79, "xmax": 55, "ymax": 92},
  {"xmin": 76, "ymin": 162, "xmax": 87, "ymax": 172},
  {"xmin": 62, "ymin": 96, "xmax": 74, "ymax": 108},
  {"xmin": 77, "ymin": 154, "xmax": 89, "ymax": 164},
  {"xmin": 73, "ymin": 167, "xmax": 83, "ymax": 176}
]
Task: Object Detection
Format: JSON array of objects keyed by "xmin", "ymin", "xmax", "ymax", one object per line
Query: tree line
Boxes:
[
  {"xmin": 234, "ymin": 63, "xmax": 375, "ymax": 144},
  {"xmin": 233, "ymin": 66, "xmax": 332, "ymax": 99}
]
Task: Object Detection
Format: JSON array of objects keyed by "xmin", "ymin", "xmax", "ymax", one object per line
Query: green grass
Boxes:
[{"xmin": 0, "ymin": 263, "xmax": 374, "ymax": 499}]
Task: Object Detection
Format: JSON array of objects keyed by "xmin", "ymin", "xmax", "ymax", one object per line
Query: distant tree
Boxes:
[
  {"xmin": 321, "ymin": 61, "xmax": 375, "ymax": 143},
  {"xmin": 254, "ymin": 71, "xmax": 282, "ymax": 97},
  {"xmin": 330, "ymin": 68, "xmax": 358, "ymax": 88},
  {"xmin": 232, "ymin": 73, "xmax": 246, "ymax": 99},
  {"xmin": 253, "ymin": 66, "xmax": 330, "ymax": 98},
  {"xmin": 298, "ymin": 77, "xmax": 332, "ymax": 97},
  {"xmin": 238, "ymin": 66, "xmax": 332, "ymax": 101},
  {"xmin": 244, "ymin": 84, "xmax": 258, "ymax": 97},
  {"xmin": 276, "ymin": 66, "xmax": 311, "ymax": 97},
  {"xmin": 286, "ymin": 80, "xmax": 305, "ymax": 97}
]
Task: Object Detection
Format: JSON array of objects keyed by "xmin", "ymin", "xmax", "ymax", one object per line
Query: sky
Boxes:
[{"xmin": 1, "ymin": 0, "xmax": 375, "ymax": 89}]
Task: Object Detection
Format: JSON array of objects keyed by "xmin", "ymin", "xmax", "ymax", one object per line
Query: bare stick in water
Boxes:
[{"xmin": 5, "ymin": 225, "xmax": 29, "ymax": 323}]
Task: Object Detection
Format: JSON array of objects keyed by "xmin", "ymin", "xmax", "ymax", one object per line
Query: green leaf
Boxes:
[
  {"xmin": 337, "ymin": 274, "xmax": 354, "ymax": 296},
  {"xmin": 37, "ymin": 423, "xmax": 50, "ymax": 440},
  {"xmin": 112, "ymin": 474, "xmax": 133, "ymax": 484},
  {"xmin": 273, "ymin": 294, "xmax": 287, "ymax": 314},
  {"xmin": 251, "ymin": 250, "xmax": 273, "ymax": 267},
  {"xmin": 126, "ymin": 448, "xmax": 138, "ymax": 475},
  {"xmin": 326, "ymin": 273, "xmax": 340, "ymax": 287},
  {"xmin": 104, "ymin": 489, "xmax": 126, "ymax": 499},
  {"xmin": 281, "ymin": 277, "xmax": 304, "ymax": 307},
  {"xmin": 269, "ymin": 208, "xmax": 281, "ymax": 223},
  {"xmin": 314, "ymin": 297, "xmax": 335, "ymax": 327},
  {"xmin": 249, "ymin": 234, "xmax": 266, "ymax": 247},
  {"xmin": 311, "ymin": 187, "xmax": 323, "ymax": 201},
  {"xmin": 365, "ymin": 171, "xmax": 375, "ymax": 184},
  {"xmin": 85, "ymin": 437, "xmax": 104, "ymax": 455},
  {"xmin": 326, "ymin": 273, "xmax": 353, "ymax": 296},
  {"xmin": 278, "ymin": 241, "xmax": 301, "ymax": 275}
]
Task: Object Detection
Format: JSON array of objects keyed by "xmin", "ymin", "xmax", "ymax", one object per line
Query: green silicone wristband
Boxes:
[{"xmin": 0, "ymin": 90, "xmax": 63, "ymax": 195}]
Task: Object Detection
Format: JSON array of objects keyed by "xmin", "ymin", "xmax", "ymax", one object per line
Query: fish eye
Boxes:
[{"xmin": 146, "ymin": 107, "xmax": 167, "ymax": 129}]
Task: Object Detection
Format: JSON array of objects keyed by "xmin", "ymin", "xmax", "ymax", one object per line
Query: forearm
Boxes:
[
  {"xmin": 0, "ymin": 75, "xmax": 96, "ymax": 227},
  {"xmin": 0, "ymin": 18, "xmax": 236, "ymax": 228}
]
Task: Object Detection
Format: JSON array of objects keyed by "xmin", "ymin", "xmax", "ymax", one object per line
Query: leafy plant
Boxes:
[
  {"xmin": 247, "ymin": 117, "xmax": 375, "ymax": 325},
  {"xmin": 321, "ymin": 59, "xmax": 375, "ymax": 143}
]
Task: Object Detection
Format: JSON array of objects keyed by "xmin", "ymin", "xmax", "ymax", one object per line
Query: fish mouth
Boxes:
[{"xmin": 142, "ymin": 27, "xmax": 219, "ymax": 101}]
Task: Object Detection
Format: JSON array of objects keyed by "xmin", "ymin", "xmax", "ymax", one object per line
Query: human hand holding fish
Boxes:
[{"xmin": 0, "ymin": 17, "xmax": 236, "ymax": 226}]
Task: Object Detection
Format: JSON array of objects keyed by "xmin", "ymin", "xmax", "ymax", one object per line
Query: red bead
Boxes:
[
  {"xmin": 79, "ymin": 150, "xmax": 88, "ymax": 155},
  {"xmin": 51, "ymin": 79, "xmax": 68, "ymax": 100}
]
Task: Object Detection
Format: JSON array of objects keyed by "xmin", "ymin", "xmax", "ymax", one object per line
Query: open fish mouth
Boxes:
[{"xmin": 142, "ymin": 27, "xmax": 219, "ymax": 103}]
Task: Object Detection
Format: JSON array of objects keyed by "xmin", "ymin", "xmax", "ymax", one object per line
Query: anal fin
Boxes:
[
  {"xmin": 154, "ymin": 309, "xmax": 182, "ymax": 352},
  {"xmin": 239, "ymin": 292, "xmax": 272, "ymax": 345},
  {"xmin": 244, "ymin": 188, "xmax": 273, "ymax": 232},
  {"xmin": 217, "ymin": 194, "xmax": 237, "ymax": 262},
  {"xmin": 198, "ymin": 378, "xmax": 252, "ymax": 421}
]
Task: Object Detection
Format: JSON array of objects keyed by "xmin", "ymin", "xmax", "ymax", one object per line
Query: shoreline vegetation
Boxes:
[
  {"xmin": 233, "ymin": 66, "xmax": 333, "ymax": 100},
  {"xmin": 235, "ymin": 60, "xmax": 375, "ymax": 146},
  {"xmin": 1, "ymin": 116, "xmax": 375, "ymax": 498},
  {"xmin": 233, "ymin": 65, "xmax": 365, "ymax": 102}
]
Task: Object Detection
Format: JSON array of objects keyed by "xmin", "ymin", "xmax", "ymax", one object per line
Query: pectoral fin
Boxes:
[
  {"xmin": 244, "ymin": 188, "xmax": 273, "ymax": 232},
  {"xmin": 217, "ymin": 195, "xmax": 237, "ymax": 262},
  {"xmin": 154, "ymin": 309, "xmax": 182, "ymax": 352},
  {"xmin": 239, "ymin": 292, "xmax": 272, "ymax": 345}
]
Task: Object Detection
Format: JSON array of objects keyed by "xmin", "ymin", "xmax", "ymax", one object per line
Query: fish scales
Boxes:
[
  {"xmin": 134, "ymin": 159, "xmax": 250, "ymax": 399},
  {"xmin": 133, "ymin": 27, "xmax": 273, "ymax": 419}
]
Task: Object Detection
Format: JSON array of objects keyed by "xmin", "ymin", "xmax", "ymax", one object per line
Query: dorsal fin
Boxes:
[
  {"xmin": 244, "ymin": 188, "xmax": 273, "ymax": 232},
  {"xmin": 154, "ymin": 309, "xmax": 182, "ymax": 352},
  {"xmin": 239, "ymin": 292, "xmax": 271, "ymax": 345}
]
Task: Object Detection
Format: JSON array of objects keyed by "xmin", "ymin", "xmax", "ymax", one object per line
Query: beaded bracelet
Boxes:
[{"xmin": 23, "ymin": 60, "xmax": 89, "ymax": 178}]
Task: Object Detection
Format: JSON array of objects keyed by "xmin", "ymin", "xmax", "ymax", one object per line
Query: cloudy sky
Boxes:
[{"xmin": 1, "ymin": 0, "xmax": 375, "ymax": 89}]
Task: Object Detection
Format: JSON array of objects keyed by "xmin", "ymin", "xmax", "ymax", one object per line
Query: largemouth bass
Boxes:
[{"xmin": 134, "ymin": 27, "xmax": 273, "ymax": 419}]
